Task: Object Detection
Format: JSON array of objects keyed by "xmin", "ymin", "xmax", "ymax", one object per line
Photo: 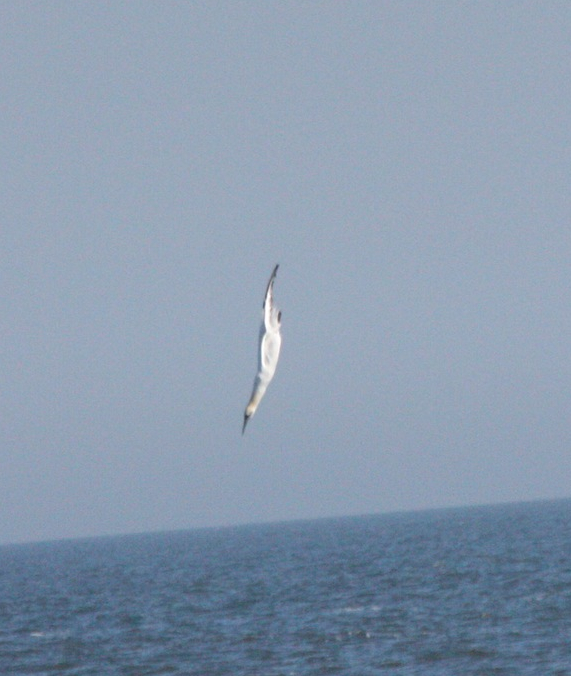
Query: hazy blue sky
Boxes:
[{"xmin": 2, "ymin": 2, "xmax": 570, "ymax": 544}]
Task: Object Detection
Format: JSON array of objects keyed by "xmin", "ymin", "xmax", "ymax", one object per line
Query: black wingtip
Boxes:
[{"xmin": 262, "ymin": 264, "xmax": 280, "ymax": 308}]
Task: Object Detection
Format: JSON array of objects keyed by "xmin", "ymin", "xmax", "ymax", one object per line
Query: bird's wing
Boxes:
[
  {"xmin": 259, "ymin": 329, "xmax": 281, "ymax": 378},
  {"xmin": 263, "ymin": 264, "xmax": 279, "ymax": 330}
]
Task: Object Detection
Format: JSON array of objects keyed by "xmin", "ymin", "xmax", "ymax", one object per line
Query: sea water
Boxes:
[{"xmin": 1, "ymin": 499, "xmax": 570, "ymax": 675}]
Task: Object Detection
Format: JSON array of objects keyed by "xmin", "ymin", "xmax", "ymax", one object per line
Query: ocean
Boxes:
[{"xmin": 1, "ymin": 499, "xmax": 570, "ymax": 675}]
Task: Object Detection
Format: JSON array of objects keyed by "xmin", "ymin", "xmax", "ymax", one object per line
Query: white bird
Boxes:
[{"xmin": 242, "ymin": 264, "xmax": 282, "ymax": 434}]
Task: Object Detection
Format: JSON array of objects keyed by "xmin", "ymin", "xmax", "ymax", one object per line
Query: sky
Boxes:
[{"xmin": 1, "ymin": 2, "xmax": 570, "ymax": 545}]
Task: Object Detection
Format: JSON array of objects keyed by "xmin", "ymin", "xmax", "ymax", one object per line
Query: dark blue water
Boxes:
[{"xmin": 1, "ymin": 499, "xmax": 570, "ymax": 675}]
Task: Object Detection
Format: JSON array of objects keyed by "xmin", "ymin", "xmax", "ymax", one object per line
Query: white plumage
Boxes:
[{"xmin": 242, "ymin": 264, "xmax": 282, "ymax": 434}]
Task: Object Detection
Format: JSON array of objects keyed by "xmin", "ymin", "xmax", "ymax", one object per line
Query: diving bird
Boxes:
[{"xmin": 242, "ymin": 264, "xmax": 282, "ymax": 434}]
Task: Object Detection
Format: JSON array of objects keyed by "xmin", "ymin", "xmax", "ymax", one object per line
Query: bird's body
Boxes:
[{"xmin": 243, "ymin": 264, "xmax": 282, "ymax": 434}]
